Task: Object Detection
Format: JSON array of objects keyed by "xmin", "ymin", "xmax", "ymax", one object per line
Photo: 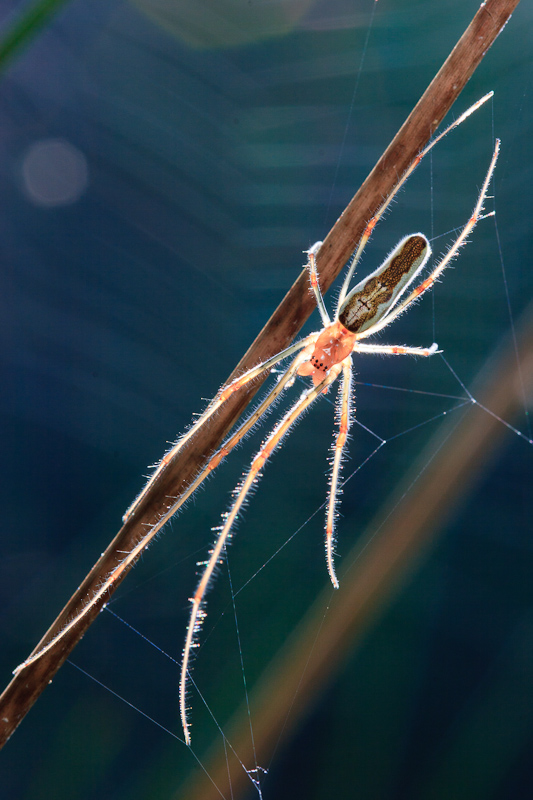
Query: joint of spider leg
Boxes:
[
  {"xmin": 307, "ymin": 250, "xmax": 319, "ymax": 276},
  {"xmin": 363, "ymin": 217, "xmax": 377, "ymax": 238},
  {"xmin": 189, "ymin": 595, "xmax": 205, "ymax": 614},
  {"xmin": 414, "ymin": 276, "xmax": 433, "ymax": 296},
  {"xmin": 253, "ymin": 450, "xmax": 270, "ymax": 471},
  {"xmin": 207, "ymin": 447, "xmax": 230, "ymax": 472},
  {"xmin": 219, "ymin": 378, "xmax": 248, "ymax": 403}
]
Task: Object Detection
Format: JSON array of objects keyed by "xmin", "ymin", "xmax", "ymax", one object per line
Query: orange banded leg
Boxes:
[
  {"xmin": 336, "ymin": 92, "xmax": 494, "ymax": 312},
  {"xmin": 325, "ymin": 359, "xmax": 353, "ymax": 589},
  {"xmin": 180, "ymin": 366, "xmax": 341, "ymax": 745},
  {"xmin": 354, "ymin": 342, "xmax": 439, "ymax": 357},
  {"xmin": 306, "ymin": 241, "xmax": 330, "ymax": 327},
  {"xmin": 369, "ymin": 138, "xmax": 500, "ymax": 337},
  {"xmin": 123, "ymin": 335, "xmax": 317, "ymax": 522},
  {"xmin": 13, "ymin": 349, "xmax": 313, "ymax": 678}
]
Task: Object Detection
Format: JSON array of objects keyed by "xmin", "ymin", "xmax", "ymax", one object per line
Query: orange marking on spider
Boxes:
[{"xmin": 364, "ymin": 218, "xmax": 377, "ymax": 237}]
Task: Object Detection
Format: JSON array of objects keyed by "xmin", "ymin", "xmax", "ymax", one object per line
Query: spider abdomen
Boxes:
[{"xmin": 339, "ymin": 233, "xmax": 430, "ymax": 334}]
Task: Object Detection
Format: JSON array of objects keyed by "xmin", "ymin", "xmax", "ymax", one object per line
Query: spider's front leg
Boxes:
[
  {"xmin": 354, "ymin": 342, "xmax": 440, "ymax": 357},
  {"xmin": 325, "ymin": 358, "xmax": 354, "ymax": 588}
]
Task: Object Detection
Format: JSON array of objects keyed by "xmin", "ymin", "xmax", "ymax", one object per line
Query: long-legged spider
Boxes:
[{"xmin": 15, "ymin": 94, "xmax": 499, "ymax": 747}]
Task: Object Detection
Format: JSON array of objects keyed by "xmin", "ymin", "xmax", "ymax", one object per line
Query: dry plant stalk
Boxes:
[{"xmin": 0, "ymin": 0, "xmax": 521, "ymax": 749}]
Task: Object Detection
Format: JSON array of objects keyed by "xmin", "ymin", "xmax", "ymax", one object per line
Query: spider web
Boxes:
[{"xmin": 2, "ymin": 1, "xmax": 533, "ymax": 800}]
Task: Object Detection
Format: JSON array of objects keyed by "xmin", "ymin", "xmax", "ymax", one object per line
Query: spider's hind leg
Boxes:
[
  {"xmin": 325, "ymin": 358, "xmax": 354, "ymax": 589},
  {"xmin": 180, "ymin": 363, "xmax": 340, "ymax": 745}
]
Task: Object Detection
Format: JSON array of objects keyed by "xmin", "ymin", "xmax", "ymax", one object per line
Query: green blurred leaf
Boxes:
[{"xmin": 0, "ymin": 0, "xmax": 73, "ymax": 72}]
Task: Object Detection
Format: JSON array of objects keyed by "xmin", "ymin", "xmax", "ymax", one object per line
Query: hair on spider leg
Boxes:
[
  {"xmin": 176, "ymin": 112, "xmax": 499, "ymax": 746},
  {"xmin": 13, "ymin": 94, "xmax": 499, "ymax": 751}
]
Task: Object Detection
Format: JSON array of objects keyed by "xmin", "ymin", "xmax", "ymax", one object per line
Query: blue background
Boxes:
[{"xmin": 1, "ymin": 1, "xmax": 533, "ymax": 798}]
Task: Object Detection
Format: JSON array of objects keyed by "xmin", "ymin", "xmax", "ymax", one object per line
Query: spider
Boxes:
[{"xmin": 15, "ymin": 94, "xmax": 499, "ymax": 748}]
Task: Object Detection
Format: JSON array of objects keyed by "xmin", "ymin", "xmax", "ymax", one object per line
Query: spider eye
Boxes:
[{"xmin": 338, "ymin": 233, "xmax": 430, "ymax": 334}]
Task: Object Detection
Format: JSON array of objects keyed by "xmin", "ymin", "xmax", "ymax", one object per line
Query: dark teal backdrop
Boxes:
[{"xmin": 1, "ymin": 1, "xmax": 533, "ymax": 798}]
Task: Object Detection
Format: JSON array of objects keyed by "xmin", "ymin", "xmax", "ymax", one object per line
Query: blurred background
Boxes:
[{"xmin": 1, "ymin": 0, "xmax": 533, "ymax": 798}]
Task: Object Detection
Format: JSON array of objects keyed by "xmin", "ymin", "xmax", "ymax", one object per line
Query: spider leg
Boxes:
[
  {"xmin": 335, "ymin": 92, "xmax": 494, "ymax": 314},
  {"xmin": 180, "ymin": 365, "xmax": 341, "ymax": 745},
  {"xmin": 367, "ymin": 138, "xmax": 500, "ymax": 338},
  {"xmin": 13, "ymin": 347, "xmax": 314, "ymax": 677},
  {"xmin": 123, "ymin": 334, "xmax": 317, "ymax": 522},
  {"xmin": 354, "ymin": 342, "xmax": 439, "ymax": 357},
  {"xmin": 325, "ymin": 359, "xmax": 353, "ymax": 589},
  {"xmin": 306, "ymin": 241, "xmax": 331, "ymax": 327}
]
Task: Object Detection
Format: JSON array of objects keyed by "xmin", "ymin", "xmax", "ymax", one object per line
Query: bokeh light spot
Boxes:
[{"xmin": 21, "ymin": 138, "xmax": 89, "ymax": 207}]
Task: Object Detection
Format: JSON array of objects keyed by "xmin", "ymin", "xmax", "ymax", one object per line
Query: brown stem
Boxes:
[{"xmin": 0, "ymin": 0, "xmax": 521, "ymax": 749}]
